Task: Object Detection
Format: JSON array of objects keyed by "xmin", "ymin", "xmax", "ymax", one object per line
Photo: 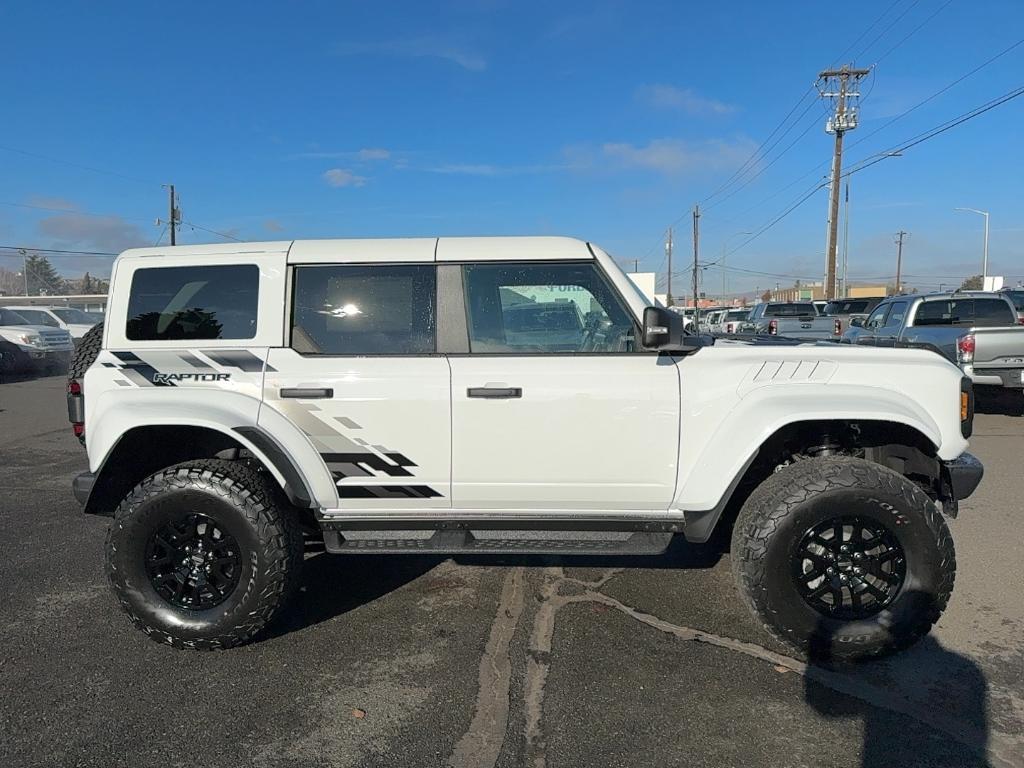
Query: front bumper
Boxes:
[{"xmin": 941, "ymin": 452, "xmax": 984, "ymax": 502}]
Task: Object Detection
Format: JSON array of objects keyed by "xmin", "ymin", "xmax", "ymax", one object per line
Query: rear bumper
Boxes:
[
  {"xmin": 941, "ymin": 452, "xmax": 984, "ymax": 502},
  {"xmin": 72, "ymin": 472, "xmax": 95, "ymax": 506},
  {"xmin": 963, "ymin": 365, "xmax": 1024, "ymax": 388}
]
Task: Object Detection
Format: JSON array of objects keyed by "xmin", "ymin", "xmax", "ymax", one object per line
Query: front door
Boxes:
[
  {"xmin": 447, "ymin": 260, "xmax": 681, "ymax": 512},
  {"xmin": 261, "ymin": 262, "xmax": 451, "ymax": 509}
]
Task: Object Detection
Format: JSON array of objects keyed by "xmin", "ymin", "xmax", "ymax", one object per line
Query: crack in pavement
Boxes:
[
  {"xmin": 448, "ymin": 567, "xmax": 525, "ymax": 768},
  {"xmin": 519, "ymin": 566, "xmax": 1019, "ymax": 768}
]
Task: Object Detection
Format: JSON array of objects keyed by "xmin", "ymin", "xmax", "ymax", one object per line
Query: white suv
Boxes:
[
  {"xmin": 67, "ymin": 237, "xmax": 982, "ymax": 658},
  {"xmin": 0, "ymin": 307, "xmax": 74, "ymax": 373},
  {"xmin": 3, "ymin": 305, "xmax": 98, "ymax": 342}
]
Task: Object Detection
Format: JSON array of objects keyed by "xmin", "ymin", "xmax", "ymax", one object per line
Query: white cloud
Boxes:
[
  {"xmin": 358, "ymin": 148, "xmax": 391, "ymax": 161},
  {"xmin": 294, "ymin": 147, "xmax": 394, "ymax": 161},
  {"xmin": 635, "ymin": 84, "xmax": 737, "ymax": 116},
  {"xmin": 263, "ymin": 219, "xmax": 284, "ymax": 232},
  {"xmin": 323, "ymin": 168, "xmax": 367, "ymax": 188},
  {"xmin": 425, "ymin": 163, "xmax": 563, "ymax": 176},
  {"xmin": 27, "ymin": 195, "xmax": 79, "ymax": 211},
  {"xmin": 594, "ymin": 137, "xmax": 757, "ymax": 176},
  {"xmin": 333, "ymin": 38, "xmax": 486, "ymax": 71},
  {"xmin": 37, "ymin": 212, "xmax": 147, "ymax": 252}
]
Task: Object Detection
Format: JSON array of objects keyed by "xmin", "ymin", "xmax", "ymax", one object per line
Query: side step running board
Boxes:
[{"xmin": 322, "ymin": 529, "xmax": 673, "ymax": 556}]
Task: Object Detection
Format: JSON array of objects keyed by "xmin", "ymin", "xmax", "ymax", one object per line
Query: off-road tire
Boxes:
[
  {"xmin": 68, "ymin": 321, "xmax": 103, "ymax": 382},
  {"xmin": 106, "ymin": 459, "xmax": 303, "ymax": 650},
  {"xmin": 731, "ymin": 456, "xmax": 955, "ymax": 662}
]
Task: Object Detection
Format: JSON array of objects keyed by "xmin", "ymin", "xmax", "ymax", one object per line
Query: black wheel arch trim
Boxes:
[{"xmin": 232, "ymin": 426, "xmax": 313, "ymax": 508}]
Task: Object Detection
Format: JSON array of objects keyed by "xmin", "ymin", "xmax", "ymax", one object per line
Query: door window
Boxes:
[
  {"xmin": 291, "ymin": 264, "xmax": 436, "ymax": 355},
  {"xmin": 462, "ymin": 262, "xmax": 637, "ymax": 353},
  {"xmin": 126, "ymin": 264, "xmax": 259, "ymax": 341},
  {"xmin": 881, "ymin": 301, "xmax": 908, "ymax": 331},
  {"xmin": 864, "ymin": 304, "xmax": 890, "ymax": 331}
]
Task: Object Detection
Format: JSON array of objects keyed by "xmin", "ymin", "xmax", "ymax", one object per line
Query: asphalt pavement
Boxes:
[{"xmin": 0, "ymin": 376, "xmax": 1021, "ymax": 768}]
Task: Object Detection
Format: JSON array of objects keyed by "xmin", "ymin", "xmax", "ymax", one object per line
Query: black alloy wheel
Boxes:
[
  {"xmin": 792, "ymin": 516, "xmax": 906, "ymax": 620},
  {"xmin": 144, "ymin": 513, "xmax": 242, "ymax": 610}
]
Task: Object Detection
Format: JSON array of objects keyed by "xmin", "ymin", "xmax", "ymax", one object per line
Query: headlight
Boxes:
[{"xmin": 17, "ymin": 333, "xmax": 43, "ymax": 347}]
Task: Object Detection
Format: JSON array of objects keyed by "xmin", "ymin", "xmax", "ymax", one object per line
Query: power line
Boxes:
[
  {"xmin": 846, "ymin": 35, "xmax": 1024, "ymax": 156},
  {"xmin": 855, "ymin": 0, "xmax": 924, "ymax": 61},
  {"xmin": 183, "ymin": 220, "xmax": 242, "ymax": 242},
  {"xmin": 874, "ymin": 0, "xmax": 955, "ymax": 64},
  {"xmin": 832, "ymin": 0, "xmax": 906, "ymax": 65},
  {"xmin": 700, "ymin": 85, "xmax": 817, "ymax": 206},
  {"xmin": 0, "ymin": 144, "xmax": 157, "ymax": 186},
  {"xmin": 0, "ymin": 246, "xmax": 117, "ymax": 256},
  {"xmin": 843, "ymin": 83, "xmax": 1024, "ymax": 179}
]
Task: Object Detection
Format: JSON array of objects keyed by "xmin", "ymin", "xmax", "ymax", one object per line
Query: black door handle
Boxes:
[
  {"xmin": 467, "ymin": 387, "xmax": 522, "ymax": 399},
  {"xmin": 280, "ymin": 387, "xmax": 334, "ymax": 399}
]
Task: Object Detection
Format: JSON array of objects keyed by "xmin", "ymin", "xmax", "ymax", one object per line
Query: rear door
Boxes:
[
  {"xmin": 260, "ymin": 243, "xmax": 451, "ymax": 509},
  {"xmin": 443, "ymin": 255, "xmax": 681, "ymax": 513}
]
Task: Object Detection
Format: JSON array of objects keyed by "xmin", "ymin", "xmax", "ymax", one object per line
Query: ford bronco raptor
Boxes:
[{"xmin": 68, "ymin": 237, "xmax": 982, "ymax": 659}]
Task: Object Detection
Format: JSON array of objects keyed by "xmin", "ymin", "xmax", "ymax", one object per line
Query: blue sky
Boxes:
[{"xmin": 1, "ymin": 0, "xmax": 1022, "ymax": 296}]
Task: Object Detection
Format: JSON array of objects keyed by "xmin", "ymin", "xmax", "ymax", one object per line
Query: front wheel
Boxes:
[
  {"xmin": 106, "ymin": 459, "xmax": 303, "ymax": 650},
  {"xmin": 731, "ymin": 456, "xmax": 955, "ymax": 661}
]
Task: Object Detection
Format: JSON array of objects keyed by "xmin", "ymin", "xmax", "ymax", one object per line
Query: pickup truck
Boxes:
[
  {"xmin": 0, "ymin": 307, "xmax": 75, "ymax": 373},
  {"xmin": 737, "ymin": 301, "xmax": 839, "ymax": 339},
  {"xmin": 842, "ymin": 291, "xmax": 1024, "ymax": 391},
  {"xmin": 822, "ymin": 296, "xmax": 884, "ymax": 336},
  {"xmin": 66, "ymin": 236, "xmax": 981, "ymax": 661}
]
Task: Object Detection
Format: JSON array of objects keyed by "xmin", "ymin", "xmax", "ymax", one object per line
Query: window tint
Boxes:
[
  {"xmin": 763, "ymin": 303, "xmax": 816, "ymax": 317},
  {"xmin": 824, "ymin": 299, "xmax": 875, "ymax": 315},
  {"xmin": 726, "ymin": 309, "xmax": 749, "ymax": 320},
  {"xmin": 1000, "ymin": 290, "xmax": 1024, "ymax": 311},
  {"xmin": 882, "ymin": 301, "xmax": 908, "ymax": 329},
  {"xmin": 0, "ymin": 308, "xmax": 30, "ymax": 326},
  {"xmin": 126, "ymin": 265, "xmax": 258, "ymax": 341},
  {"xmin": 972, "ymin": 298, "xmax": 1016, "ymax": 326},
  {"xmin": 11, "ymin": 309, "xmax": 59, "ymax": 327},
  {"xmin": 913, "ymin": 298, "xmax": 1014, "ymax": 327},
  {"xmin": 52, "ymin": 308, "xmax": 93, "ymax": 324},
  {"xmin": 291, "ymin": 264, "xmax": 435, "ymax": 355},
  {"xmin": 462, "ymin": 262, "xmax": 636, "ymax": 353},
  {"xmin": 865, "ymin": 304, "xmax": 889, "ymax": 330}
]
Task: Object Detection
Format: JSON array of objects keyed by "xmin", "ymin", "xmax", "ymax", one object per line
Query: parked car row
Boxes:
[{"xmin": 0, "ymin": 305, "xmax": 102, "ymax": 377}]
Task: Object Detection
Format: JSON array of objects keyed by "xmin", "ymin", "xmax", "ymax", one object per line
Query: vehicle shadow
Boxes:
[
  {"xmin": 974, "ymin": 386, "xmax": 1023, "ymax": 417},
  {"xmin": 804, "ymin": 591, "xmax": 991, "ymax": 767},
  {"xmin": 263, "ymin": 535, "xmax": 722, "ymax": 641},
  {"xmin": 263, "ymin": 544, "xmax": 444, "ymax": 640}
]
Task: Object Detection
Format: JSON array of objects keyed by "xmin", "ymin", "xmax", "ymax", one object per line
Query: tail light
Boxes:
[
  {"xmin": 833, "ymin": 319, "xmax": 842, "ymax": 335},
  {"xmin": 726, "ymin": 322, "xmax": 734, "ymax": 334},
  {"xmin": 768, "ymin": 319, "xmax": 778, "ymax": 335},
  {"xmin": 957, "ymin": 333, "xmax": 975, "ymax": 363},
  {"xmin": 1018, "ymin": 316, "xmax": 1024, "ymax": 325},
  {"xmin": 67, "ymin": 379, "xmax": 85, "ymax": 442}
]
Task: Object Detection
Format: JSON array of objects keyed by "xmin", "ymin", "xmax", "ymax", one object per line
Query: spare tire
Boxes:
[{"xmin": 69, "ymin": 322, "xmax": 104, "ymax": 382}]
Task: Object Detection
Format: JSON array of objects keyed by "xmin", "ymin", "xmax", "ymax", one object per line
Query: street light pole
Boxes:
[{"xmin": 955, "ymin": 207, "xmax": 990, "ymax": 286}]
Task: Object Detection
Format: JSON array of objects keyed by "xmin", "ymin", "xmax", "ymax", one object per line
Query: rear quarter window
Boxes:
[{"xmin": 126, "ymin": 264, "xmax": 259, "ymax": 341}]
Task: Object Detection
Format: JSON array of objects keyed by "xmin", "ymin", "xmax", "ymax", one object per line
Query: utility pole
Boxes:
[
  {"xmin": 631, "ymin": 259, "xmax": 639, "ymax": 272},
  {"xmin": 160, "ymin": 184, "xmax": 180, "ymax": 245},
  {"xmin": 819, "ymin": 64, "xmax": 869, "ymax": 300},
  {"xmin": 692, "ymin": 205, "xmax": 700, "ymax": 311},
  {"xmin": 665, "ymin": 228, "xmax": 673, "ymax": 306},
  {"xmin": 894, "ymin": 231, "xmax": 908, "ymax": 294}
]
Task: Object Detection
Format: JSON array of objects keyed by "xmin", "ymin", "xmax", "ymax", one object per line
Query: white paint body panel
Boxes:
[
  {"xmin": 448, "ymin": 355, "xmax": 680, "ymax": 511},
  {"xmin": 84, "ymin": 237, "xmax": 973, "ymax": 524}
]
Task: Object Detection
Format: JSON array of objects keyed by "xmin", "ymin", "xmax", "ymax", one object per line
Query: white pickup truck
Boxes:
[{"xmin": 66, "ymin": 236, "xmax": 981, "ymax": 659}]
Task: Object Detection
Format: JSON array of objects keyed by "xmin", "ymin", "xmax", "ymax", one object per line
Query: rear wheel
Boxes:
[
  {"xmin": 105, "ymin": 459, "xmax": 303, "ymax": 650},
  {"xmin": 731, "ymin": 456, "xmax": 955, "ymax": 661}
]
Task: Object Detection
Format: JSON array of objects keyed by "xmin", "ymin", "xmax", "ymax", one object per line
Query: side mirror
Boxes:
[
  {"xmin": 642, "ymin": 306, "xmax": 684, "ymax": 349},
  {"xmin": 849, "ymin": 316, "xmax": 864, "ymax": 328}
]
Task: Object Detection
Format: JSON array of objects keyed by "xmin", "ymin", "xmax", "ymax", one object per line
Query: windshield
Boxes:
[
  {"xmin": 824, "ymin": 299, "xmax": 875, "ymax": 315},
  {"xmin": 726, "ymin": 309, "xmax": 749, "ymax": 320},
  {"xmin": 0, "ymin": 308, "xmax": 31, "ymax": 326},
  {"xmin": 764, "ymin": 303, "xmax": 817, "ymax": 317},
  {"xmin": 52, "ymin": 308, "xmax": 93, "ymax": 324},
  {"xmin": 1000, "ymin": 290, "xmax": 1024, "ymax": 311}
]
